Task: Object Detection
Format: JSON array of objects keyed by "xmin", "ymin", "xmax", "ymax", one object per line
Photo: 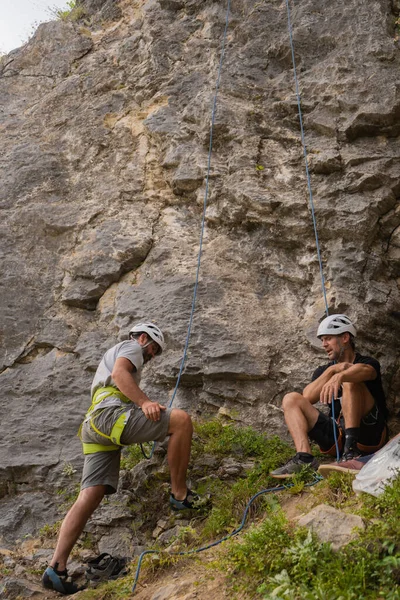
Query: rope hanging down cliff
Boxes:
[
  {"xmin": 141, "ymin": 0, "xmax": 337, "ymax": 460},
  {"xmin": 132, "ymin": 0, "xmax": 332, "ymax": 594},
  {"xmin": 284, "ymin": 0, "xmax": 339, "ymax": 461},
  {"xmin": 140, "ymin": 0, "xmax": 232, "ymax": 459}
]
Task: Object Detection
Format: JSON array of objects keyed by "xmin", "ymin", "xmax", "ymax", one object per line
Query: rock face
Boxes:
[
  {"xmin": 0, "ymin": 0, "xmax": 400, "ymax": 543},
  {"xmin": 298, "ymin": 504, "xmax": 365, "ymax": 551}
]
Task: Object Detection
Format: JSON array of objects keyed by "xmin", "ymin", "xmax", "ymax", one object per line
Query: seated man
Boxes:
[{"xmin": 271, "ymin": 314, "xmax": 388, "ymax": 479}]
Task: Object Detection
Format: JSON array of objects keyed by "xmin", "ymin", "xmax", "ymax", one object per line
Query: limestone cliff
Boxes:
[{"xmin": 0, "ymin": 0, "xmax": 400, "ymax": 545}]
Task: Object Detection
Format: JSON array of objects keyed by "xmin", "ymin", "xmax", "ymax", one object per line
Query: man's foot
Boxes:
[
  {"xmin": 318, "ymin": 458, "xmax": 365, "ymax": 478},
  {"xmin": 270, "ymin": 453, "xmax": 319, "ymax": 479},
  {"xmin": 170, "ymin": 489, "xmax": 210, "ymax": 511},
  {"xmin": 42, "ymin": 564, "xmax": 82, "ymax": 595}
]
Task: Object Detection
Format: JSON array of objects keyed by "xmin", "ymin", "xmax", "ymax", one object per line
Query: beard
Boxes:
[{"xmin": 142, "ymin": 349, "xmax": 152, "ymax": 363}]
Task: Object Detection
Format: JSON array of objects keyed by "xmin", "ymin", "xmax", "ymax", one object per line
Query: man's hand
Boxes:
[
  {"xmin": 320, "ymin": 373, "xmax": 343, "ymax": 404},
  {"xmin": 141, "ymin": 400, "xmax": 166, "ymax": 421}
]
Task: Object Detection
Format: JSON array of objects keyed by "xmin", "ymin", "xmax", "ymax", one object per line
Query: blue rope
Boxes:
[
  {"xmin": 284, "ymin": 0, "xmax": 340, "ymax": 461},
  {"xmin": 130, "ymin": 7, "xmax": 334, "ymax": 594},
  {"xmin": 284, "ymin": 0, "xmax": 329, "ymax": 318},
  {"xmin": 140, "ymin": 0, "xmax": 231, "ymax": 460},
  {"xmin": 131, "ymin": 475, "xmax": 322, "ymax": 594}
]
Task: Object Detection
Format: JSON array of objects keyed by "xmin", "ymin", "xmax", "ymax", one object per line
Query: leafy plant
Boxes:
[
  {"xmin": 121, "ymin": 444, "xmax": 144, "ymax": 470},
  {"xmin": 50, "ymin": 1, "xmax": 86, "ymax": 22},
  {"xmin": 62, "ymin": 462, "xmax": 77, "ymax": 477},
  {"xmin": 39, "ymin": 521, "xmax": 62, "ymax": 538}
]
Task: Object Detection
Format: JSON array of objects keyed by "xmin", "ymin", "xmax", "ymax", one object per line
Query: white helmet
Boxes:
[
  {"xmin": 317, "ymin": 314, "xmax": 356, "ymax": 339},
  {"xmin": 129, "ymin": 322, "xmax": 165, "ymax": 353}
]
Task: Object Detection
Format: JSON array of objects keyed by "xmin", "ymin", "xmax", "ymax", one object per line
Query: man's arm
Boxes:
[
  {"xmin": 302, "ymin": 364, "xmax": 348, "ymax": 403},
  {"xmin": 112, "ymin": 357, "xmax": 166, "ymax": 421},
  {"xmin": 318, "ymin": 363, "xmax": 377, "ymax": 405}
]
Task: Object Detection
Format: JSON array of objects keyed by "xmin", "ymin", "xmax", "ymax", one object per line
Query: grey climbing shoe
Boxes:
[
  {"xmin": 170, "ymin": 489, "xmax": 211, "ymax": 511},
  {"xmin": 86, "ymin": 553, "xmax": 128, "ymax": 584},
  {"xmin": 270, "ymin": 453, "xmax": 319, "ymax": 479}
]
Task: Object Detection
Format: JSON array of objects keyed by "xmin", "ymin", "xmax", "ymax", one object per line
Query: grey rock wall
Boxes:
[{"xmin": 0, "ymin": 0, "xmax": 399, "ymax": 543}]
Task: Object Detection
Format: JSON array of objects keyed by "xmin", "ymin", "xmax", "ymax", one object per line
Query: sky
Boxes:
[{"xmin": 0, "ymin": 0, "xmax": 74, "ymax": 54}]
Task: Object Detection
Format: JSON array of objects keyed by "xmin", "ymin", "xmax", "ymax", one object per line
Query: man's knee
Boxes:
[
  {"xmin": 168, "ymin": 408, "xmax": 193, "ymax": 435},
  {"xmin": 342, "ymin": 382, "xmax": 374, "ymax": 407},
  {"xmin": 282, "ymin": 392, "xmax": 304, "ymax": 412},
  {"xmin": 75, "ymin": 485, "xmax": 106, "ymax": 513}
]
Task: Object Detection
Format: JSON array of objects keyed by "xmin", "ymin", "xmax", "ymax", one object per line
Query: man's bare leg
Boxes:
[
  {"xmin": 341, "ymin": 382, "xmax": 374, "ymax": 427},
  {"xmin": 341, "ymin": 382, "xmax": 375, "ymax": 456},
  {"xmin": 167, "ymin": 409, "xmax": 193, "ymax": 501},
  {"xmin": 281, "ymin": 392, "xmax": 320, "ymax": 454},
  {"xmin": 50, "ymin": 485, "xmax": 106, "ymax": 571}
]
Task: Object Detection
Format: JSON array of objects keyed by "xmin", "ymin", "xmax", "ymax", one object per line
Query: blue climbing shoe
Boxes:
[{"xmin": 42, "ymin": 564, "xmax": 82, "ymax": 595}]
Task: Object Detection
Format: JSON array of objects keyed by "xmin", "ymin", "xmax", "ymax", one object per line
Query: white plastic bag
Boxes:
[{"xmin": 352, "ymin": 434, "xmax": 400, "ymax": 497}]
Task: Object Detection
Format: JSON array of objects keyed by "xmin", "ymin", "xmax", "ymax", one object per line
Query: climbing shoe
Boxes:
[
  {"xmin": 318, "ymin": 459, "xmax": 363, "ymax": 478},
  {"xmin": 169, "ymin": 489, "xmax": 210, "ymax": 511},
  {"xmin": 42, "ymin": 564, "xmax": 83, "ymax": 595},
  {"xmin": 86, "ymin": 553, "xmax": 128, "ymax": 585},
  {"xmin": 270, "ymin": 453, "xmax": 319, "ymax": 479}
]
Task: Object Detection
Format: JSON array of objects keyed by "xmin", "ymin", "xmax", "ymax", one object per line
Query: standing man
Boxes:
[
  {"xmin": 43, "ymin": 322, "xmax": 201, "ymax": 595},
  {"xmin": 271, "ymin": 314, "xmax": 388, "ymax": 479}
]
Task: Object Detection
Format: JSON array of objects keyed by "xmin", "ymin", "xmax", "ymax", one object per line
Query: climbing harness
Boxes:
[{"xmin": 79, "ymin": 386, "xmax": 132, "ymax": 454}]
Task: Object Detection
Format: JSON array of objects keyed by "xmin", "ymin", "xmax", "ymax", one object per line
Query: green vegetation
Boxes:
[
  {"xmin": 61, "ymin": 419, "xmax": 400, "ymax": 599},
  {"xmin": 218, "ymin": 473, "xmax": 400, "ymax": 599},
  {"xmin": 192, "ymin": 418, "xmax": 293, "ymax": 461},
  {"xmin": 120, "ymin": 444, "xmax": 144, "ymax": 470},
  {"xmin": 76, "ymin": 575, "xmax": 138, "ymax": 600},
  {"xmin": 39, "ymin": 521, "xmax": 62, "ymax": 539},
  {"xmin": 312, "ymin": 469, "xmax": 356, "ymax": 508},
  {"xmin": 62, "ymin": 462, "xmax": 77, "ymax": 477},
  {"xmin": 52, "ymin": 0, "xmax": 86, "ymax": 22},
  {"xmin": 192, "ymin": 419, "xmax": 309, "ymax": 539},
  {"xmin": 58, "ymin": 483, "xmax": 80, "ymax": 512},
  {"xmin": 395, "ymin": 16, "xmax": 400, "ymax": 41}
]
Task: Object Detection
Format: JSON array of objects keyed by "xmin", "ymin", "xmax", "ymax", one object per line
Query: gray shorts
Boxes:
[{"xmin": 81, "ymin": 406, "xmax": 172, "ymax": 494}]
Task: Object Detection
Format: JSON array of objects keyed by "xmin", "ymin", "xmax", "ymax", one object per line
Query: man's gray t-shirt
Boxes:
[
  {"xmin": 91, "ymin": 339, "xmax": 144, "ymax": 398},
  {"xmin": 88, "ymin": 339, "xmax": 144, "ymax": 436}
]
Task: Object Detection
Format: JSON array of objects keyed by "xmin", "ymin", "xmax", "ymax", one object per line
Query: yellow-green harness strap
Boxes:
[
  {"xmin": 91, "ymin": 386, "xmax": 130, "ymax": 408},
  {"xmin": 79, "ymin": 387, "xmax": 131, "ymax": 455}
]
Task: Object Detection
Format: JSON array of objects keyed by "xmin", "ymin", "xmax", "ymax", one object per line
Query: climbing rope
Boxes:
[
  {"xmin": 284, "ymin": 0, "xmax": 329, "ymax": 318},
  {"xmin": 131, "ymin": 475, "xmax": 322, "ymax": 594},
  {"xmin": 285, "ymin": 0, "xmax": 340, "ymax": 461},
  {"xmin": 130, "ymin": 4, "xmax": 341, "ymax": 595},
  {"xmin": 140, "ymin": 0, "xmax": 232, "ymax": 459}
]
